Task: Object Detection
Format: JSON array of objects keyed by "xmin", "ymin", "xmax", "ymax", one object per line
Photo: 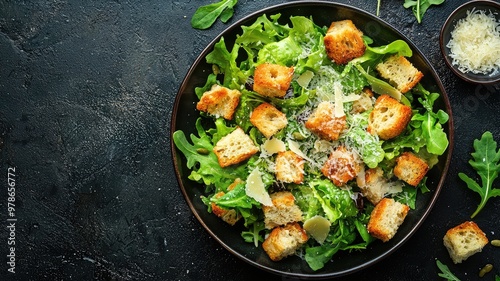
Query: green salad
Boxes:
[{"xmin": 173, "ymin": 13, "xmax": 449, "ymax": 271}]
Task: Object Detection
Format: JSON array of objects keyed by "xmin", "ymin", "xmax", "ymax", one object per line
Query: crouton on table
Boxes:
[{"xmin": 443, "ymin": 221, "xmax": 488, "ymax": 264}]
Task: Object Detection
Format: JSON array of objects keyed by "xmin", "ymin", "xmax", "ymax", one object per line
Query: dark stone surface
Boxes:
[{"xmin": 0, "ymin": 0, "xmax": 498, "ymax": 280}]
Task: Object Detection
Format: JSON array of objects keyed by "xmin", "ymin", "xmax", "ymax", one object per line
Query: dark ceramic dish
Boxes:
[
  {"xmin": 439, "ymin": 0, "xmax": 500, "ymax": 85},
  {"xmin": 171, "ymin": 1, "xmax": 453, "ymax": 279}
]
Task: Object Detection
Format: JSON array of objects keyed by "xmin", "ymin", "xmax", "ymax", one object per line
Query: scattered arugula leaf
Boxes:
[
  {"xmin": 458, "ymin": 131, "xmax": 500, "ymax": 218},
  {"xmin": 436, "ymin": 259, "xmax": 461, "ymax": 281},
  {"xmin": 376, "ymin": 0, "xmax": 445, "ymax": 23},
  {"xmin": 404, "ymin": 0, "xmax": 445, "ymax": 23},
  {"xmin": 191, "ymin": 0, "xmax": 238, "ymax": 30}
]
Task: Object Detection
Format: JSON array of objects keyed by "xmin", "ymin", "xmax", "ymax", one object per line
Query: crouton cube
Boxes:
[
  {"xmin": 443, "ymin": 221, "xmax": 489, "ymax": 264},
  {"xmin": 213, "ymin": 127, "xmax": 259, "ymax": 168},
  {"xmin": 358, "ymin": 167, "xmax": 387, "ymax": 205},
  {"xmin": 263, "ymin": 191, "xmax": 303, "ymax": 229},
  {"xmin": 367, "ymin": 198, "xmax": 410, "ymax": 242},
  {"xmin": 375, "ymin": 55, "xmax": 424, "ymax": 93},
  {"xmin": 394, "ymin": 152, "xmax": 429, "ymax": 186},
  {"xmin": 275, "ymin": 151, "xmax": 304, "ymax": 184},
  {"xmin": 250, "ymin": 103, "xmax": 288, "ymax": 138},
  {"xmin": 196, "ymin": 84, "xmax": 241, "ymax": 120},
  {"xmin": 262, "ymin": 222, "xmax": 308, "ymax": 261},
  {"xmin": 367, "ymin": 95, "xmax": 412, "ymax": 140},
  {"xmin": 305, "ymin": 101, "xmax": 347, "ymax": 141},
  {"xmin": 211, "ymin": 179, "xmax": 243, "ymax": 225},
  {"xmin": 323, "ymin": 19, "xmax": 366, "ymax": 64},
  {"xmin": 253, "ymin": 63, "xmax": 294, "ymax": 98},
  {"xmin": 321, "ymin": 146, "xmax": 361, "ymax": 186}
]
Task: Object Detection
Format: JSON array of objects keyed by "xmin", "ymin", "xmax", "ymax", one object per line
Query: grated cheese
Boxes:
[{"xmin": 446, "ymin": 9, "xmax": 500, "ymax": 74}]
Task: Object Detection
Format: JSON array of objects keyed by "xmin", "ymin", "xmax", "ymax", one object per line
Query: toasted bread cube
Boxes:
[
  {"xmin": 305, "ymin": 101, "xmax": 347, "ymax": 141},
  {"xmin": 321, "ymin": 146, "xmax": 361, "ymax": 186},
  {"xmin": 275, "ymin": 151, "xmax": 304, "ymax": 184},
  {"xmin": 262, "ymin": 222, "xmax": 308, "ymax": 261},
  {"xmin": 394, "ymin": 152, "xmax": 429, "ymax": 186},
  {"xmin": 213, "ymin": 127, "xmax": 259, "ymax": 167},
  {"xmin": 367, "ymin": 95, "xmax": 412, "ymax": 140},
  {"xmin": 196, "ymin": 84, "xmax": 241, "ymax": 120},
  {"xmin": 253, "ymin": 63, "xmax": 294, "ymax": 98},
  {"xmin": 358, "ymin": 167, "xmax": 387, "ymax": 205},
  {"xmin": 324, "ymin": 19, "xmax": 366, "ymax": 64},
  {"xmin": 443, "ymin": 221, "xmax": 489, "ymax": 264},
  {"xmin": 351, "ymin": 88, "xmax": 374, "ymax": 114},
  {"xmin": 375, "ymin": 55, "xmax": 424, "ymax": 93},
  {"xmin": 263, "ymin": 191, "xmax": 303, "ymax": 229},
  {"xmin": 211, "ymin": 179, "xmax": 243, "ymax": 225},
  {"xmin": 367, "ymin": 198, "xmax": 410, "ymax": 242},
  {"xmin": 250, "ymin": 103, "xmax": 288, "ymax": 138}
]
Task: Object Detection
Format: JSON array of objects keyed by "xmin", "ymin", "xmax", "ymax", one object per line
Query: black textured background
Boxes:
[{"xmin": 0, "ymin": 1, "xmax": 499, "ymax": 280}]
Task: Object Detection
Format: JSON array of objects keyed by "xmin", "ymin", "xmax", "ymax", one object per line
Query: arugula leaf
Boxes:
[
  {"xmin": 377, "ymin": 0, "xmax": 445, "ymax": 23},
  {"xmin": 458, "ymin": 131, "xmax": 500, "ymax": 218},
  {"xmin": 436, "ymin": 259, "xmax": 461, "ymax": 281},
  {"xmin": 403, "ymin": 0, "xmax": 445, "ymax": 24},
  {"xmin": 191, "ymin": 0, "xmax": 238, "ymax": 30}
]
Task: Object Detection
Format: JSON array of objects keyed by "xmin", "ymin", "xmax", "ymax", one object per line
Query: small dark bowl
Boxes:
[{"xmin": 440, "ymin": 0, "xmax": 500, "ymax": 85}]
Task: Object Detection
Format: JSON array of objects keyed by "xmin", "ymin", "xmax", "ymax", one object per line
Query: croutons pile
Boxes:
[{"xmin": 194, "ymin": 18, "xmax": 430, "ymax": 263}]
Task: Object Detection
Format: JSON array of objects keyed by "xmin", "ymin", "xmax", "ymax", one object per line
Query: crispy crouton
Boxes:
[
  {"xmin": 305, "ymin": 101, "xmax": 347, "ymax": 141},
  {"xmin": 367, "ymin": 95, "xmax": 412, "ymax": 140},
  {"xmin": 211, "ymin": 179, "xmax": 243, "ymax": 225},
  {"xmin": 250, "ymin": 103, "xmax": 288, "ymax": 138},
  {"xmin": 253, "ymin": 63, "xmax": 294, "ymax": 98},
  {"xmin": 394, "ymin": 152, "xmax": 429, "ymax": 186},
  {"xmin": 375, "ymin": 55, "xmax": 424, "ymax": 93},
  {"xmin": 213, "ymin": 127, "xmax": 259, "ymax": 168},
  {"xmin": 359, "ymin": 167, "xmax": 387, "ymax": 205},
  {"xmin": 321, "ymin": 146, "xmax": 362, "ymax": 186},
  {"xmin": 275, "ymin": 151, "xmax": 304, "ymax": 184},
  {"xmin": 351, "ymin": 88, "xmax": 374, "ymax": 114},
  {"xmin": 262, "ymin": 222, "xmax": 308, "ymax": 261},
  {"xmin": 263, "ymin": 191, "xmax": 303, "ymax": 229},
  {"xmin": 196, "ymin": 84, "xmax": 241, "ymax": 120},
  {"xmin": 323, "ymin": 19, "xmax": 366, "ymax": 64},
  {"xmin": 443, "ymin": 221, "xmax": 489, "ymax": 264},
  {"xmin": 367, "ymin": 198, "xmax": 409, "ymax": 242}
]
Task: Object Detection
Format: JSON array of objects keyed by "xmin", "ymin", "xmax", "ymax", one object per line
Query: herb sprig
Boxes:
[
  {"xmin": 377, "ymin": 0, "xmax": 445, "ymax": 23},
  {"xmin": 458, "ymin": 131, "xmax": 500, "ymax": 218},
  {"xmin": 191, "ymin": 0, "xmax": 238, "ymax": 30},
  {"xmin": 436, "ymin": 259, "xmax": 461, "ymax": 281}
]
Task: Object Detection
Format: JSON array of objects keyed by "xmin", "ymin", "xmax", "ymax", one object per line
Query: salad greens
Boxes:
[
  {"xmin": 174, "ymin": 13, "xmax": 448, "ymax": 271},
  {"xmin": 377, "ymin": 0, "xmax": 445, "ymax": 23},
  {"xmin": 458, "ymin": 131, "xmax": 500, "ymax": 218}
]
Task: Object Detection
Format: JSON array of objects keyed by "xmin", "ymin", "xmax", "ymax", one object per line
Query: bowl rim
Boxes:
[
  {"xmin": 171, "ymin": 0, "xmax": 454, "ymax": 278},
  {"xmin": 439, "ymin": 0, "xmax": 500, "ymax": 85}
]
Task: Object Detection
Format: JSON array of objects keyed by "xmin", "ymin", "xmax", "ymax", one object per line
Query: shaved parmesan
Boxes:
[
  {"xmin": 245, "ymin": 168, "xmax": 273, "ymax": 206},
  {"xmin": 288, "ymin": 140, "xmax": 314, "ymax": 163},
  {"xmin": 447, "ymin": 9, "xmax": 500, "ymax": 74},
  {"xmin": 297, "ymin": 70, "xmax": 314, "ymax": 88},
  {"xmin": 303, "ymin": 215, "xmax": 331, "ymax": 244},
  {"xmin": 262, "ymin": 138, "xmax": 286, "ymax": 155},
  {"xmin": 334, "ymin": 82, "xmax": 345, "ymax": 117}
]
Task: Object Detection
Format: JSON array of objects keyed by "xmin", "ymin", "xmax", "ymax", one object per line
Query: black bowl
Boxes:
[
  {"xmin": 171, "ymin": 1, "xmax": 454, "ymax": 279},
  {"xmin": 439, "ymin": 0, "xmax": 500, "ymax": 85}
]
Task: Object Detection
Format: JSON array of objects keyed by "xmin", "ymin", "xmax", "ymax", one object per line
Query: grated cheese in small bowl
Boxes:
[
  {"xmin": 440, "ymin": 0, "xmax": 500, "ymax": 85},
  {"xmin": 446, "ymin": 9, "xmax": 500, "ymax": 75}
]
